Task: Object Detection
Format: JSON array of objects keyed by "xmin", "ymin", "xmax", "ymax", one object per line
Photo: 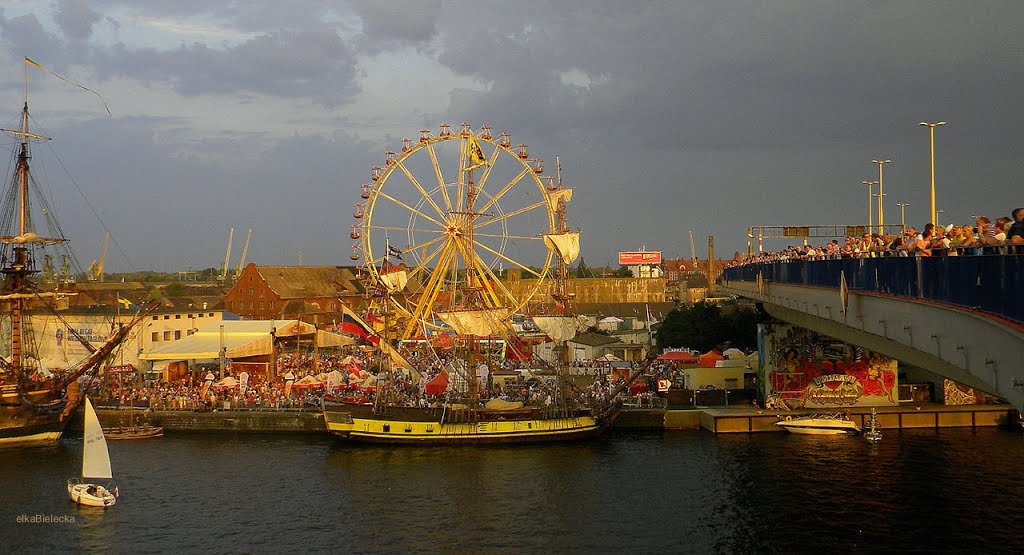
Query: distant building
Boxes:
[{"xmin": 224, "ymin": 264, "xmax": 365, "ymax": 320}]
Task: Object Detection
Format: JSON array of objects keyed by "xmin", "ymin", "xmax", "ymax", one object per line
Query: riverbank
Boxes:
[{"xmin": 65, "ymin": 402, "xmax": 1020, "ymax": 435}]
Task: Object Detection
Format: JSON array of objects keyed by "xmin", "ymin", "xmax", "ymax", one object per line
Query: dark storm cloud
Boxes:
[
  {"xmin": 98, "ymin": 26, "xmax": 358, "ymax": 105},
  {"xmin": 2, "ymin": 1, "xmax": 1023, "ymax": 269},
  {"xmin": 427, "ymin": 2, "xmax": 1024, "ymax": 261},
  {"xmin": 349, "ymin": 0, "xmax": 441, "ymax": 52},
  {"xmin": 54, "ymin": 0, "xmax": 101, "ymax": 41}
]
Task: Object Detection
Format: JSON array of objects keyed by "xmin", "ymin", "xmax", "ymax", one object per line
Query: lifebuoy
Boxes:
[{"xmin": 785, "ymin": 415, "xmax": 792, "ymax": 421}]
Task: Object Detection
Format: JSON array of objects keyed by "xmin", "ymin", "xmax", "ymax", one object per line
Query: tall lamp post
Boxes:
[
  {"xmin": 875, "ymin": 192, "xmax": 887, "ymax": 233},
  {"xmin": 919, "ymin": 121, "xmax": 946, "ymax": 225},
  {"xmin": 897, "ymin": 202, "xmax": 909, "ymax": 233},
  {"xmin": 937, "ymin": 209, "xmax": 945, "ymax": 228},
  {"xmin": 872, "ymin": 159, "xmax": 891, "ymax": 234},
  {"xmin": 863, "ymin": 180, "xmax": 877, "ymax": 231}
]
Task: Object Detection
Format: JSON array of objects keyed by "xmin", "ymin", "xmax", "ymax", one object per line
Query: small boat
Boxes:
[
  {"xmin": 775, "ymin": 413, "xmax": 861, "ymax": 435},
  {"xmin": 104, "ymin": 424, "xmax": 164, "ymax": 440},
  {"xmin": 104, "ymin": 404, "xmax": 163, "ymax": 440},
  {"xmin": 67, "ymin": 398, "xmax": 118, "ymax": 507},
  {"xmin": 864, "ymin": 408, "xmax": 882, "ymax": 443}
]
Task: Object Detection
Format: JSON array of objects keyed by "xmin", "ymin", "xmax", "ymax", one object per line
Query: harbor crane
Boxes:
[
  {"xmin": 233, "ymin": 229, "xmax": 252, "ymax": 279},
  {"xmin": 218, "ymin": 228, "xmax": 234, "ymax": 281},
  {"xmin": 87, "ymin": 231, "xmax": 109, "ymax": 282}
]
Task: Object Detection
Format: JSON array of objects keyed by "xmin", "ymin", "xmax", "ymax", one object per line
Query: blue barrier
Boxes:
[{"xmin": 722, "ymin": 254, "xmax": 1024, "ymax": 325}]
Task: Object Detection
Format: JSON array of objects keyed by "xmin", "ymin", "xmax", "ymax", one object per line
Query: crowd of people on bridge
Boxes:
[{"xmin": 728, "ymin": 208, "xmax": 1024, "ymax": 267}]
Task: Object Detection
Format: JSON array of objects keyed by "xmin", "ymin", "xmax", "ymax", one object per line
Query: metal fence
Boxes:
[{"xmin": 723, "ymin": 254, "xmax": 1024, "ymax": 324}]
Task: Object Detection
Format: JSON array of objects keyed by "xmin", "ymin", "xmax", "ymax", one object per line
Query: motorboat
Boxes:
[
  {"xmin": 775, "ymin": 413, "xmax": 861, "ymax": 435},
  {"xmin": 67, "ymin": 398, "xmax": 118, "ymax": 507}
]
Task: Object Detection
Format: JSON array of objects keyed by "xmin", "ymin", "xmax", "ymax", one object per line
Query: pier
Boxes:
[{"xmin": 66, "ymin": 403, "xmax": 1019, "ymax": 436}]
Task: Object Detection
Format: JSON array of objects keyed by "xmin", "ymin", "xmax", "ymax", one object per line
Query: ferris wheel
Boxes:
[{"xmin": 351, "ymin": 123, "xmax": 565, "ymax": 340}]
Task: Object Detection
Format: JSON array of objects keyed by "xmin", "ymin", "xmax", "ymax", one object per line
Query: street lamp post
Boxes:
[
  {"xmin": 872, "ymin": 159, "xmax": 891, "ymax": 234},
  {"xmin": 863, "ymin": 181, "xmax": 877, "ymax": 231},
  {"xmin": 874, "ymin": 192, "xmax": 887, "ymax": 234},
  {"xmin": 919, "ymin": 121, "xmax": 946, "ymax": 225},
  {"xmin": 897, "ymin": 202, "xmax": 909, "ymax": 233},
  {"xmin": 937, "ymin": 209, "xmax": 945, "ymax": 227}
]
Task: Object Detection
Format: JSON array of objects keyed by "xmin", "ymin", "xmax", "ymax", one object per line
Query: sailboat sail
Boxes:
[
  {"xmin": 436, "ymin": 308, "xmax": 510, "ymax": 337},
  {"xmin": 546, "ymin": 188, "xmax": 573, "ymax": 210},
  {"xmin": 379, "ymin": 270, "xmax": 408, "ymax": 293},
  {"xmin": 531, "ymin": 315, "xmax": 583, "ymax": 344},
  {"xmin": 543, "ymin": 232, "xmax": 581, "ymax": 264},
  {"xmin": 81, "ymin": 397, "xmax": 112, "ymax": 481}
]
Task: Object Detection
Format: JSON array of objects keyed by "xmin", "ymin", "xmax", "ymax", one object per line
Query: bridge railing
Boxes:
[{"xmin": 722, "ymin": 254, "xmax": 1024, "ymax": 325}]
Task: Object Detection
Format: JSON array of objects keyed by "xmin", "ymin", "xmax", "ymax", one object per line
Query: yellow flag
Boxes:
[
  {"xmin": 467, "ymin": 135, "xmax": 486, "ymax": 169},
  {"xmin": 25, "ymin": 57, "xmax": 48, "ymax": 71}
]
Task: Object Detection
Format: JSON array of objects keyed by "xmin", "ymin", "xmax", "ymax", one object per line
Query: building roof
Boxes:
[{"xmin": 256, "ymin": 266, "xmax": 364, "ymax": 299}]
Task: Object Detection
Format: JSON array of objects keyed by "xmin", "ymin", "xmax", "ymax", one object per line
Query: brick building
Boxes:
[{"xmin": 224, "ymin": 264, "xmax": 365, "ymax": 320}]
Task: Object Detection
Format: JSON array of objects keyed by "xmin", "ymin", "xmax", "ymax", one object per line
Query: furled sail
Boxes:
[
  {"xmin": 81, "ymin": 397, "xmax": 112, "ymax": 481},
  {"xmin": 379, "ymin": 270, "xmax": 408, "ymax": 293},
  {"xmin": 531, "ymin": 315, "xmax": 583, "ymax": 344},
  {"xmin": 543, "ymin": 232, "xmax": 581, "ymax": 264},
  {"xmin": 436, "ymin": 308, "xmax": 510, "ymax": 336},
  {"xmin": 546, "ymin": 188, "xmax": 573, "ymax": 210}
]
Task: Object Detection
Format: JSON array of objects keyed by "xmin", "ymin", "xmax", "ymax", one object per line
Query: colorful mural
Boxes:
[
  {"xmin": 763, "ymin": 324, "xmax": 898, "ymax": 408},
  {"xmin": 943, "ymin": 379, "xmax": 998, "ymax": 405}
]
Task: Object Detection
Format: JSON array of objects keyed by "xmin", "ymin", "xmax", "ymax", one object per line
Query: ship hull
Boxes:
[
  {"xmin": 324, "ymin": 402, "xmax": 614, "ymax": 445},
  {"xmin": 0, "ymin": 405, "xmax": 66, "ymax": 445}
]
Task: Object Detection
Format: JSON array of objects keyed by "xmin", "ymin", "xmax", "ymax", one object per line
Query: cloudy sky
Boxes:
[{"xmin": 1, "ymin": 1, "xmax": 1021, "ymax": 273}]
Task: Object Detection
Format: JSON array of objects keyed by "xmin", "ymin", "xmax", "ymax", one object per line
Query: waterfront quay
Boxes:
[{"xmin": 71, "ymin": 401, "xmax": 1018, "ymax": 436}]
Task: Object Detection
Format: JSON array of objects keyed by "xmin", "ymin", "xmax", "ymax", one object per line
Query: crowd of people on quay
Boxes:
[
  {"xmin": 727, "ymin": 209, "xmax": 1024, "ymax": 267},
  {"xmin": 79, "ymin": 348, "xmax": 639, "ymax": 412}
]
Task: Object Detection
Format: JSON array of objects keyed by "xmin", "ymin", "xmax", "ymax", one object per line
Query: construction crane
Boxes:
[
  {"xmin": 218, "ymin": 228, "xmax": 234, "ymax": 282},
  {"xmin": 233, "ymin": 228, "xmax": 252, "ymax": 279},
  {"xmin": 87, "ymin": 231, "xmax": 109, "ymax": 282}
]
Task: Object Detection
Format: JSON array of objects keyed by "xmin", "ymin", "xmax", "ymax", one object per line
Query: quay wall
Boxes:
[{"xmin": 66, "ymin": 404, "xmax": 1018, "ymax": 435}]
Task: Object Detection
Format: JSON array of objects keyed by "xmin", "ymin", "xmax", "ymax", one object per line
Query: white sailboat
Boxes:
[{"xmin": 67, "ymin": 398, "xmax": 118, "ymax": 507}]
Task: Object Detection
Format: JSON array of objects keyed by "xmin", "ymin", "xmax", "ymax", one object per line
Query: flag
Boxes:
[
  {"xmin": 25, "ymin": 57, "xmax": 112, "ymax": 117},
  {"xmin": 387, "ymin": 244, "xmax": 404, "ymax": 261},
  {"xmin": 467, "ymin": 134, "xmax": 487, "ymax": 170},
  {"xmin": 339, "ymin": 303, "xmax": 376, "ymax": 343},
  {"xmin": 756, "ymin": 271, "xmax": 764, "ymax": 295},
  {"xmin": 839, "ymin": 271, "xmax": 849, "ymax": 315},
  {"xmin": 117, "ymin": 294, "xmax": 141, "ymax": 311}
]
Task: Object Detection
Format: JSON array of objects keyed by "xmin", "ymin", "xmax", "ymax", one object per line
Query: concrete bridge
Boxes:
[{"xmin": 721, "ymin": 255, "xmax": 1024, "ymax": 411}]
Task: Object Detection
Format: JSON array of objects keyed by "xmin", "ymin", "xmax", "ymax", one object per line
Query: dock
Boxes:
[
  {"xmin": 63, "ymin": 403, "xmax": 1019, "ymax": 435},
  {"xmin": 617, "ymin": 404, "xmax": 1018, "ymax": 432}
]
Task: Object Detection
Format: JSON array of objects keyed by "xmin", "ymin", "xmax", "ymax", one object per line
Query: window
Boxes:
[
  {"xmin": 248, "ymin": 288, "xmax": 254, "ymax": 296},
  {"xmin": 259, "ymin": 301, "xmax": 263, "ymax": 309},
  {"xmin": 151, "ymin": 332, "xmax": 159, "ymax": 342},
  {"xmin": 163, "ymin": 315, "xmax": 170, "ymax": 320},
  {"xmin": 208, "ymin": 313, "xmax": 214, "ymax": 317},
  {"xmin": 152, "ymin": 316, "xmax": 158, "ymax": 321},
  {"xmin": 163, "ymin": 331, "xmax": 171, "ymax": 341},
  {"xmin": 198, "ymin": 313, "xmax": 204, "ymax": 318},
  {"xmin": 330, "ymin": 303, "xmax": 337, "ymax": 311},
  {"xmin": 174, "ymin": 330, "xmax": 181, "ymax": 340},
  {"xmin": 175, "ymin": 314, "xmax": 181, "ymax": 319}
]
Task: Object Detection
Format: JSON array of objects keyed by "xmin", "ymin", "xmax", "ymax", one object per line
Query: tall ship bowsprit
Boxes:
[
  {"xmin": 0, "ymin": 58, "xmax": 151, "ymax": 445},
  {"xmin": 323, "ymin": 124, "xmax": 634, "ymax": 444}
]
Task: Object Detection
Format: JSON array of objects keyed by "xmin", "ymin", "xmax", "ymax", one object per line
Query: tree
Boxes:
[
  {"xmin": 616, "ymin": 265, "xmax": 632, "ymax": 278},
  {"xmin": 655, "ymin": 301, "xmax": 757, "ymax": 352}
]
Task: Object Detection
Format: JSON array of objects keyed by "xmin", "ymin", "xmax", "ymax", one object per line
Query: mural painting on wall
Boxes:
[
  {"xmin": 766, "ymin": 325, "xmax": 897, "ymax": 408},
  {"xmin": 943, "ymin": 379, "xmax": 998, "ymax": 405}
]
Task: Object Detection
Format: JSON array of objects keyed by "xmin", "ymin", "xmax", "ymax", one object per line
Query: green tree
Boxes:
[
  {"xmin": 656, "ymin": 302, "xmax": 757, "ymax": 352},
  {"xmin": 616, "ymin": 265, "xmax": 632, "ymax": 277},
  {"xmin": 164, "ymin": 283, "xmax": 186, "ymax": 297}
]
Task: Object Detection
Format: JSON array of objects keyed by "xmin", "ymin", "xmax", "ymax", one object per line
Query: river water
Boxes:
[{"xmin": 3, "ymin": 428, "xmax": 1024, "ymax": 554}]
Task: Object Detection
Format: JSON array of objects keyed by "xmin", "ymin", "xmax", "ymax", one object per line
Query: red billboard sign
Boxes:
[{"xmin": 618, "ymin": 251, "xmax": 662, "ymax": 265}]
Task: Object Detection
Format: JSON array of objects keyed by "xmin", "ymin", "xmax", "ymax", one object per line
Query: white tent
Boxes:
[{"xmin": 141, "ymin": 320, "xmax": 353, "ymax": 361}]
